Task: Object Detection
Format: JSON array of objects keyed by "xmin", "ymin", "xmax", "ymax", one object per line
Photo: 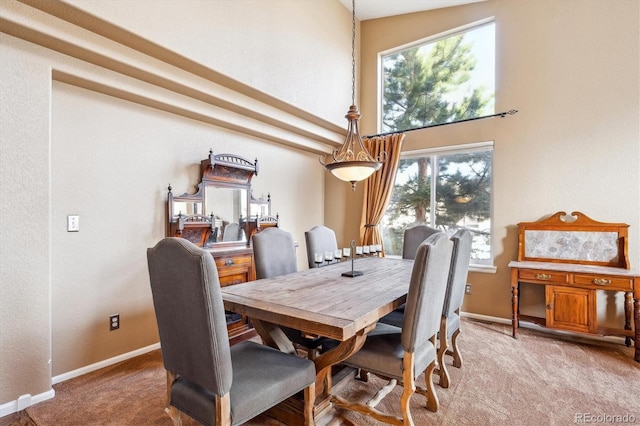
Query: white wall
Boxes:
[
  {"xmin": 0, "ymin": 0, "xmax": 349, "ymax": 411},
  {"xmin": 2, "ymin": 0, "xmax": 638, "ymax": 414},
  {"xmin": 347, "ymin": 0, "xmax": 640, "ymax": 322}
]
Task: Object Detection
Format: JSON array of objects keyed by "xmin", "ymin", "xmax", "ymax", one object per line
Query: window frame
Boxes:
[
  {"xmin": 383, "ymin": 141, "xmax": 496, "ymax": 273},
  {"xmin": 377, "ymin": 18, "xmax": 496, "ymax": 134}
]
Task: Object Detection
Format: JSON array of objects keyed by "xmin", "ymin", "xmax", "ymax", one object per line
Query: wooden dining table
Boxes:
[{"xmin": 221, "ymin": 256, "xmax": 414, "ymax": 424}]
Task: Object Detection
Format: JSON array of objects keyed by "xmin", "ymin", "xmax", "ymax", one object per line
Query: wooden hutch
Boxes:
[
  {"xmin": 508, "ymin": 211, "xmax": 639, "ymax": 362},
  {"xmin": 167, "ymin": 150, "xmax": 277, "ymax": 344}
]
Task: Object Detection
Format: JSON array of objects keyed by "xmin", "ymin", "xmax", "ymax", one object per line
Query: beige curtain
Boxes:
[{"xmin": 359, "ymin": 133, "xmax": 405, "ymax": 255}]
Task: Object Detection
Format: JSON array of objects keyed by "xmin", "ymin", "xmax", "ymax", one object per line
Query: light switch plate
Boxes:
[{"xmin": 67, "ymin": 215, "xmax": 80, "ymax": 232}]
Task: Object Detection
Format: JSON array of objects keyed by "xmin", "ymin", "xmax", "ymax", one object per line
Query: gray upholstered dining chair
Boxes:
[
  {"xmin": 221, "ymin": 222, "xmax": 241, "ymax": 242},
  {"xmin": 378, "ymin": 224, "xmax": 440, "ymax": 327},
  {"xmin": 147, "ymin": 237, "xmax": 316, "ymax": 426},
  {"xmin": 304, "ymin": 225, "xmax": 339, "ymax": 268},
  {"xmin": 402, "ymin": 224, "xmax": 440, "ymax": 260},
  {"xmin": 253, "ymin": 227, "xmax": 326, "ymax": 358},
  {"xmin": 436, "ymin": 228, "xmax": 472, "ymax": 388},
  {"xmin": 379, "ymin": 228, "xmax": 472, "ymax": 389},
  {"xmin": 252, "ymin": 227, "xmax": 298, "ymax": 280},
  {"xmin": 332, "ymin": 233, "xmax": 453, "ymax": 424}
]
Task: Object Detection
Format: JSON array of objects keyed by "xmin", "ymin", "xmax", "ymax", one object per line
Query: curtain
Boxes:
[{"xmin": 359, "ymin": 133, "xmax": 404, "ymax": 255}]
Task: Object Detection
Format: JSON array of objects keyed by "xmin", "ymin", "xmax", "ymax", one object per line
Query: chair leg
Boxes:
[
  {"xmin": 358, "ymin": 369, "xmax": 370, "ymax": 382},
  {"xmin": 165, "ymin": 370, "xmax": 183, "ymax": 426},
  {"xmin": 308, "ymin": 348, "xmax": 320, "ymax": 360},
  {"xmin": 400, "ymin": 355, "xmax": 416, "ymax": 426},
  {"xmin": 437, "ymin": 318, "xmax": 451, "ymax": 388},
  {"xmin": 450, "ymin": 328, "xmax": 462, "ymax": 368},
  {"xmin": 303, "ymin": 383, "xmax": 316, "ymax": 426},
  {"xmin": 215, "ymin": 394, "xmax": 231, "ymax": 426},
  {"xmin": 165, "ymin": 406, "xmax": 183, "ymax": 426},
  {"xmin": 423, "ymin": 361, "xmax": 440, "ymax": 413}
]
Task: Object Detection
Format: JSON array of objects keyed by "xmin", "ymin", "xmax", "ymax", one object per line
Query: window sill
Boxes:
[
  {"xmin": 385, "ymin": 255, "xmax": 496, "ymax": 274},
  {"xmin": 469, "ymin": 264, "xmax": 497, "ymax": 274}
]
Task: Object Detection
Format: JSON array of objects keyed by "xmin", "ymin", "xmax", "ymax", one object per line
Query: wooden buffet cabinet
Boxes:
[
  {"xmin": 508, "ymin": 211, "xmax": 639, "ymax": 362},
  {"xmin": 212, "ymin": 246, "xmax": 256, "ymax": 344},
  {"xmin": 167, "ymin": 150, "xmax": 277, "ymax": 344}
]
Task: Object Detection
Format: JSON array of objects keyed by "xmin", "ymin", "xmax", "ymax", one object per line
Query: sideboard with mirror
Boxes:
[{"xmin": 167, "ymin": 150, "xmax": 278, "ymax": 344}]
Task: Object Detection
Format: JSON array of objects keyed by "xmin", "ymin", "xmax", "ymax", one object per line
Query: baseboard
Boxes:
[
  {"xmin": 461, "ymin": 311, "xmax": 627, "ymax": 345},
  {"xmin": 0, "ymin": 389, "xmax": 55, "ymax": 418},
  {"xmin": 52, "ymin": 342, "xmax": 161, "ymax": 385},
  {"xmin": 0, "ymin": 343, "xmax": 161, "ymax": 418}
]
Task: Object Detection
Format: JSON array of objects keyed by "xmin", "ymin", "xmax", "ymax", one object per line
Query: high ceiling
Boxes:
[{"xmin": 339, "ymin": 0, "xmax": 486, "ymax": 21}]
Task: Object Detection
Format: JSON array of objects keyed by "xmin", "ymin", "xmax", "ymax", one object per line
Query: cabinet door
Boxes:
[{"xmin": 545, "ymin": 285, "xmax": 596, "ymax": 334}]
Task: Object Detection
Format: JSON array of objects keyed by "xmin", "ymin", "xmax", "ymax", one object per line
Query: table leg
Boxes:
[
  {"xmin": 251, "ymin": 319, "xmax": 296, "ymax": 354},
  {"xmin": 313, "ymin": 325, "xmax": 373, "ymax": 398},
  {"xmin": 251, "ymin": 319, "xmax": 376, "ymax": 421}
]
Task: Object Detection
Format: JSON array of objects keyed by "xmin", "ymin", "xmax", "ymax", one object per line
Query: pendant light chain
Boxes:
[
  {"xmin": 320, "ymin": 0, "xmax": 384, "ymax": 191},
  {"xmin": 351, "ymin": 0, "xmax": 356, "ymax": 106}
]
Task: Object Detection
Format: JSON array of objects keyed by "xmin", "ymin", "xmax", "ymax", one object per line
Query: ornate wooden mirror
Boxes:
[{"xmin": 168, "ymin": 150, "xmax": 259, "ymax": 247}]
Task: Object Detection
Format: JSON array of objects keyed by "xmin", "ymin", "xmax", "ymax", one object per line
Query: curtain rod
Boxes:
[{"xmin": 364, "ymin": 109, "xmax": 518, "ymax": 139}]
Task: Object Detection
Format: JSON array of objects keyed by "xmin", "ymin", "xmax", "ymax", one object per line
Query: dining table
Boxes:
[{"xmin": 221, "ymin": 255, "xmax": 414, "ymax": 424}]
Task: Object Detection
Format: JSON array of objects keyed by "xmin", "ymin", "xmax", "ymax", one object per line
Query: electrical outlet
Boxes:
[
  {"xmin": 109, "ymin": 314, "xmax": 120, "ymax": 331},
  {"xmin": 465, "ymin": 284, "xmax": 472, "ymax": 295}
]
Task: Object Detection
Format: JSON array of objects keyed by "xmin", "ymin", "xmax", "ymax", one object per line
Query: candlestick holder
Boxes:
[{"xmin": 342, "ymin": 240, "xmax": 363, "ymax": 277}]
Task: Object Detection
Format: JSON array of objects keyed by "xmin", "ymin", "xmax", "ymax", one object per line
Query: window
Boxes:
[
  {"xmin": 380, "ymin": 20, "xmax": 495, "ymax": 132},
  {"xmin": 381, "ymin": 142, "xmax": 493, "ymax": 266}
]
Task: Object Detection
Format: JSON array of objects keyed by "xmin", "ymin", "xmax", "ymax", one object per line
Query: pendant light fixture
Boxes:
[{"xmin": 321, "ymin": 0, "xmax": 385, "ymax": 191}]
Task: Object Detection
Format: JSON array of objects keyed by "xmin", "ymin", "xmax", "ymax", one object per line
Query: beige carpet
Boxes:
[{"xmin": 3, "ymin": 318, "xmax": 639, "ymax": 425}]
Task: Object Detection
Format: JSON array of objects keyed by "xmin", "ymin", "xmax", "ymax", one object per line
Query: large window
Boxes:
[
  {"xmin": 381, "ymin": 20, "xmax": 495, "ymax": 132},
  {"xmin": 381, "ymin": 143, "xmax": 493, "ymax": 266}
]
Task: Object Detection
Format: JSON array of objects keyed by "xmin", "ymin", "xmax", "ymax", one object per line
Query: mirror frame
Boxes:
[{"xmin": 168, "ymin": 150, "xmax": 258, "ymax": 248}]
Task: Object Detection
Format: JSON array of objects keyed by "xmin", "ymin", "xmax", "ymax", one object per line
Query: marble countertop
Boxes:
[{"xmin": 508, "ymin": 260, "xmax": 640, "ymax": 277}]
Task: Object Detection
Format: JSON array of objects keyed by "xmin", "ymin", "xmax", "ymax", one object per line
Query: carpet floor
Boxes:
[{"xmin": 2, "ymin": 318, "xmax": 638, "ymax": 425}]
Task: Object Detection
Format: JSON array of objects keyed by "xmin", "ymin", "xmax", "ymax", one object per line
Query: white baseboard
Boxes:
[
  {"xmin": 0, "ymin": 389, "xmax": 55, "ymax": 418},
  {"xmin": 461, "ymin": 311, "xmax": 627, "ymax": 345},
  {"xmin": 461, "ymin": 311, "xmax": 511, "ymax": 325},
  {"xmin": 52, "ymin": 342, "xmax": 161, "ymax": 385},
  {"xmin": 0, "ymin": 343, "xmax": 160, "ymax": 418}
]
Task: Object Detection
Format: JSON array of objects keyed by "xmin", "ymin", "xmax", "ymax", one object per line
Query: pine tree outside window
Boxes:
[
  {"xmin": 380, "ymin": 143, "xmax": 493, "ymax": 266},
  {"xmin": 379, "ymin": 21, "xmax": 495, "ymax": 268}
]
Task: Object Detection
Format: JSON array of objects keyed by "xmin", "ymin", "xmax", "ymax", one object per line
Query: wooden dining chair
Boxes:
[
  {"xmin": 436, "ymin": 228, "xmax": 472, "ymax": 388},
  {"xmin": 379, "ymin": 228, "xmax": 472, "ymax": 388},
  {"xmin": 402, "ymin": 224, "xmax": 440, "ymax": 260},
  {"xmin": 221, "ymin": 222, "xmax": 241, "ymax": 242},
  {"xmin": 147, "ymin": 237, "xmax": 316, "ymax": 426},
  {"xmin": 378, "ymin": 224, "xmax": 440, "ymax": 327},
  {"xmin": 332, "ymin": 232, "xmax": 453, "ymax": 424},
  {"xmin": 252, "ymin": 227, "xmax": 298, "ymax": 279},
  {"xmin": 305, "ymin": 225, "xmax": 339, "ymax": 268},
  {"xmin": 253, "ymin": 227, "xmax": 327, "ymax": 358}
]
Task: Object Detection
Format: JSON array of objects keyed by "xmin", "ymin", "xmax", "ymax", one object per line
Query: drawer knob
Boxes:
[
  {"xmin": 546, "ymin": 303, "xmax": 553, "ymax": 310},
  {"xmin": 225, "ymin": 259, "xmax": 234, "ymax": 266},
  {"xmin": 592, "ymin": 278, "xmax": 611, "ymax": 285},
  {"xmin": 535, "ymin": 273, "xmax": 551, "ymax": 280}
]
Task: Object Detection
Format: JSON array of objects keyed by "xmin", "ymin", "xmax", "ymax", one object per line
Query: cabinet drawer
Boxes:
[
  {"xmin": 214, "ymin": 254, "xmax": 252, "ymax": 273},
  {"xmin": 518, "ymin": 269, "xmax": 568, "ymax": 284},
  {"xmin": 573, "ymin": 274, "xmax": 632, "ymax": 291},
  {"xmin": 219, "ymin": 273, "xmax": 248, "ymax": 287}
]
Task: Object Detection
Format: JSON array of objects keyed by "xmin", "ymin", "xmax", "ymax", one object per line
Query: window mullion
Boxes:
[{"xmin": 430, "ymin": 155, "xmax": 437, "ymax": 227}]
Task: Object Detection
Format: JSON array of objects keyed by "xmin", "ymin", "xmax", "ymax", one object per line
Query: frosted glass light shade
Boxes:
[{"xmin": 326, "ymin": 161, "xmax": 379, "ymax": 183}]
